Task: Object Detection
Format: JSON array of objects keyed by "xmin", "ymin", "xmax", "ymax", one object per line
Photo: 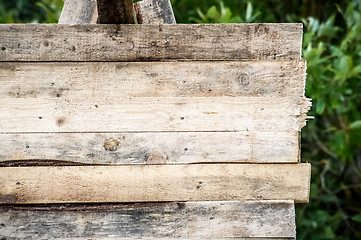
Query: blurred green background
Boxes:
[{"xmin": 1, "ymin": 0, "xmax": 360, "ymax": 239}]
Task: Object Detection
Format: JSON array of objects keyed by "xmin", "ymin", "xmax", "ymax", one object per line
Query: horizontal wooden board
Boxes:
[
  {"xmin": 0, "ymin": 201, "xmax": 295, "ymax": 239},
  {"xmin": 0, "ymin": 97, "xmax": 311, "ymax": 133},
  {"xmin": 0, "ymin": 23, "xmax": 302, "ymax": 61},
  {"xmin": 0, "ymin": 163, "xmax": 311, "ymax": 203},
  {"xmin": 0, "ymin": 131, "xmax": 300, "ymax": 164},
  {"xmin": 0, "ymin": 61, "xmax": 306, "ymax": 98}
]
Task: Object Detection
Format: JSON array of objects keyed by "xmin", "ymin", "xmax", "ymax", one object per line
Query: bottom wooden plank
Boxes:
[
  {"xmin": 0, "ymin": 201, "xmax": 295, "ymax": 239},
  {"xmin": 0, "ymin": 164, "xmax": 310, "ymax": 204}
]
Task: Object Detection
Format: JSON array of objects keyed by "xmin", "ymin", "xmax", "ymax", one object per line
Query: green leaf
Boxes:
[
  {"xmin": 206, "ymin": 6, "xmax": 220, "ymax": 20},
  {"xmin": 316, "ymin": 100, "xmax": 326, "ymax": 115},
  {"xmin": 350, "ymin": 120, "xmax": 361, "ymax": 129},
  {"xmin": 352, "ymin": 214, "xmax": 361, "ymax": 223},
  {"xmin": 324, "ymin": 226, "xmax": 336, "ymax": 239}
]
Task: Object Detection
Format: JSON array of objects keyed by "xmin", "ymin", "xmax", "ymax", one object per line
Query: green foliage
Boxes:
[
  {"xmin": 0, "ymin": 0, "xmax": 360, "ymax": 239},
  {"xmin": 189, "ymin": 1, "xmax": 260, "ymax": 23},
  {"xmin": 297, "ymin": 1, "xmax": 361, "ymax": 239},
  {"xmin": 0, "ymin": 0, "xmax": 63, "ymax": 23}
]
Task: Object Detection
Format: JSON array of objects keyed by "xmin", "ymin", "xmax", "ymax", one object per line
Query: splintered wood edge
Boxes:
[
  {"xmin": 0, "ymin": 23, "xmax": 303, "ymax": 61},
  {"xmin": 0, "ymin": 200, "xmax": 295, "ymax": 239},
  {"xmin": 0, "ymin": 163, "xmax": 311, "ymax": 204}
]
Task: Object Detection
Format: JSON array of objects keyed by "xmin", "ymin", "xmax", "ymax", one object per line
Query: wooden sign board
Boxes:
[{"xmin": 0, "ymin": 11, "xmax": 310, "ymax": 239}]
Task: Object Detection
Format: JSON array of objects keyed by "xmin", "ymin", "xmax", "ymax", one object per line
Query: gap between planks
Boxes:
[{"xmin": 0, "ymin": 163, "xmax": 311, "ymax": 204}]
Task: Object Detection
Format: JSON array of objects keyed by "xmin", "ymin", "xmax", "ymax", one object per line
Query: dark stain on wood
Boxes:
[
  {"xmin": 56, "ymin": 117, "xmax": 66, "ymax": 127},
  {"xmin": 0, "ymin": 160, "xmax": 100, "ymax": 167},
  {"xmin": 0, "ymin": 195, "xmax": 17, "ymax": 204},
  {"xmin": 103, "ymin": 138, "xmax": 120, "ymax": 151}
]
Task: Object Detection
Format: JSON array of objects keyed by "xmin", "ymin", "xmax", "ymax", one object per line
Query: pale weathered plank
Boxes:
[
  {"xmin": 59, "ymin": 0, "xmax": 98, "ymax": 24},
  {"xmin": 135, "ymin": 0, "xmax": 176, "ymax": 24},
  {"xmin": 0, "ymin": 61, "xmax": 306, "ymax": 98},
  {"xmin": 0, "ymin": 201, "xmax": 295, "ymax": 239},
  {"xmin": 0, "ymin": 131, "xmax": 300, "ymax": 164},
  {"xmin": 0, "ymin": 24, "xmax": 302, "ymax": 61},
  {"xmin": 0, "ymin": 97, "xmax": 311, "ymax": 133},
  {"xmin": 0, "ymin": 163, "xmax": 311, "ymax": 203}
]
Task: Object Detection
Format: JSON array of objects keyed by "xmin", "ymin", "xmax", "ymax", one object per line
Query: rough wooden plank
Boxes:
[
  {"xmin": 58, "ymin": 0, "xmax": 98, "ymax": 24},
  {"xmin": 97, "ymin": 0, "xmax": 135, "ymax": 24},
  {"xmin": 0, "ymin": 201, "xmax": 295, "ymax": 239},
  {"xmin": 0, "ymin": 24, "xmax": 302, "ymax": 61},
  {"xmin": 135, "ymin": 0, "xmax": 176, "ymax": 24},
  {"xmin": 0, "ymin": 163, "xmax": 311, "ymax": 203},
  {"xmin": 0, "ymin": 131, "xmax": 300, "ymax": 164},
  {"xmin": 0, "ymin": 61, "xmax": 306, "ymax": 98},
  {"xmin": 0, "ymin": 97, "xmax": 311, "ymax": 133}
]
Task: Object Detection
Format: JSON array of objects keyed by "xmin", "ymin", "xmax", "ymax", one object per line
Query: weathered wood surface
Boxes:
[
  {"xmin": 0, "ymin": 61, "xmax": 306, "ymax": 98},
  {"xmin": 0, "ymin": 131, "xmax": 300, "ymax": 164},
  {"xmin": 135, "ymin": 0, "xmax": 176, "ymax": 24},
  {"xmin": 0, "ymin": 201, "xmax": 295, "ymax": 239},
  {"xmin": 59, "ymin": 0, "xmax": 98, "ymax": 24},
  {"xmin": 0, "ymin": 163, "xmax": 311, "ymax": 204},
  {"xmin": 0, "ymin": 97, "xmax": 311, "ymax": 133},
  {"xmin": 97, "ymin": 0, "xmax": 135, "ymax": 24},
  {"xmin": 0, "ymin": 24, "xmax": 302, "ymax": 61}
]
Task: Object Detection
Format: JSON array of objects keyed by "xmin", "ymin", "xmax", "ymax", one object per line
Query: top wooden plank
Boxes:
[{"xmin": 0, "ymin": 23, "xmax": 302, "ymax": 61}]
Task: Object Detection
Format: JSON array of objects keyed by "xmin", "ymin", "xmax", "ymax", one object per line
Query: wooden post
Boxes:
[
  {"xmin": 96, "ymin": 0, "xmax": 135, "ymax": 24},
  {"xmin": 58, "ymin": 0, "xmax": 176, "ymax": 24},
  {"xmin": 58, "ymin": 0, "xmax": 98, "ymax": 24}
]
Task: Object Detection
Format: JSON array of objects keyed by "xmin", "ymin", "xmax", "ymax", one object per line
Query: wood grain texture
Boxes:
[
  {"xmin": 0, "ymin": 163, "xmax": 311, "ymax": 204},
  {"xmin": 59, "ymin": 0, "xmax": 98, "ymax": 24},
  {"xmin": 0, "ymin": 131, "xmax": 300, "ymax": 164},
  {"xmin": 0, "ymin": 96, "xmax": 311, "ymax": 133},
  {"xmin": 0, "ymin": 23, "xmax": 302, "ymax": 61},
  {"xmin": 136, "ymin": 0, "xmax": 176, "ymax": 24},
  {"xmin": 0, "ymin": 61, "xmax": 306, "ymax": 98},
  {"xmin": 0, "ymin": 201, "xmax": 295, "ymax": 239}
]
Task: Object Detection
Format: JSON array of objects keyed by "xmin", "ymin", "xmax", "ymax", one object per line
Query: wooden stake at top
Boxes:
[{"xmin": 97, "ymin": 0, "xmax": 135, "ymax": 24}]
